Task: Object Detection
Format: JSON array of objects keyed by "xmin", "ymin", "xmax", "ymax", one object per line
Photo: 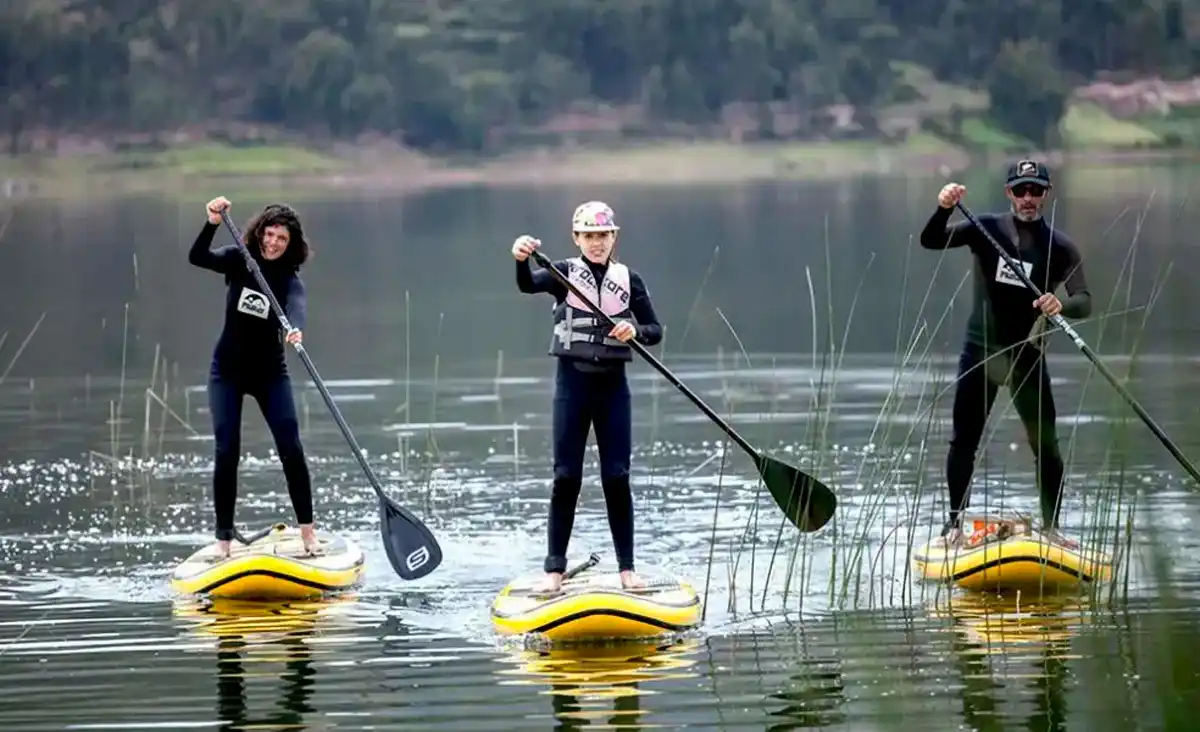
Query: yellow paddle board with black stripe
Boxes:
[
  {"xmin": 492, "ymin": 565, "xmax": 702, "ymax": 641},
  {"xmin": 912, "ymin": 515, "xmax": 1114, "ymax": 593},
  {"xmin": 170, "ymin": 523, "xmax": 365, "ymax": 600}
]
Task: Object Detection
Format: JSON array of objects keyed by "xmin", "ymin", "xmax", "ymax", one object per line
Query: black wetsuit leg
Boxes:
[
  {"xmin": 945, "ymin": 343, "xmax": 1002, "ymax": 526},
  {"xmin": 208, "ymin": 371, "xmax": 245, "ymax": 541},
  {"xmin": 946, "ymin": 342, "xmax": 1065, "ymax": 529},
  {"xmin": 248, "ymin": 374, "xmax": 313, "ymax": 526},
  {"xmin": 591, "ymin": 368, "xmax": 635, "ymax": 572},
  {"xmin": 546, "ymin": 359, "xmax": 591, "ymax": 574},
  {"xmin": 1008, "ymin": 345, "xmax": 1065, "ymax": 528}
]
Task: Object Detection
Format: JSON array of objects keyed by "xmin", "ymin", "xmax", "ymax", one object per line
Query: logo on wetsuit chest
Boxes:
[
  {"xmin": 995, "ymin": 259, "xmax": 1033, "ymax": 288},
  {"xmin": 236, "ymin": 288, "xmax": 270, "ymax": 319}
]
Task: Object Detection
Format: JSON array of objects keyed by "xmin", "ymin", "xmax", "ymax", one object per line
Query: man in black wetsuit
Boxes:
[{"xmin": 920, "ymin": 160, "xmax": 1092, "ymax": 546}]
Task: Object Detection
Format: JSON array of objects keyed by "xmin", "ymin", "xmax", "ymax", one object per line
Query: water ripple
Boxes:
[{"xmin": 1, "ymin": 355, "xmax": 1199, "ymax": 728}]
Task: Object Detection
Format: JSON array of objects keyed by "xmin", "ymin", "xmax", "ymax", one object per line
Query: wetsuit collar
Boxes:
[{"xmin": 582, "ymin": 256, "xmax": 610, "ymax": 277}]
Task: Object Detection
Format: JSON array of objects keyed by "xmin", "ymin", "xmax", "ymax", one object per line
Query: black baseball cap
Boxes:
[{"xmin": 1006, "ymin": 159, "xmax": 1051, "ymax": 187}]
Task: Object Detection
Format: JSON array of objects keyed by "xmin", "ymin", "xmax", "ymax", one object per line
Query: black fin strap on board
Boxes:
[
  {"xmin": 232, "ymin": 523, "xmax": 284, "ymax": 545},
  {"xmin": 563, "ymin": 553, "xmax": 601, "ymax": 580}
]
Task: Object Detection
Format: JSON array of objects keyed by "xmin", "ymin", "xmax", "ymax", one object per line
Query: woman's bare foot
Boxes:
[
  {"xmin": 619, "ymin": 570, "xmax": 644, "ymax": 590},
  {"xmin": 299, "ymin": 524, "xmax": 321, "ymax": 555},
  {"xmin": 215, "ymin": 539, "xmax": 231, "ymax": 559},
  {"xmin": 535, "ymin": 571, "xmax": 563, "ymax": 594}
]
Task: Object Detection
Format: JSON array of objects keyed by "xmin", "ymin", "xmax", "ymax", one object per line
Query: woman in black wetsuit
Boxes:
[
  {"xmin": 189, "ymin": 196, "xmax": 318, "ymax": 557},
  {"xmin": 511, "ymin": 200, "xmax": 664, "ymax": 592}
]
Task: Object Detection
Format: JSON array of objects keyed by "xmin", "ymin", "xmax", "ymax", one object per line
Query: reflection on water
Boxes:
[
  {"xmin": 214, "ymin": 636, "xmax": 316, "ymax": 731},
  {"xmin": 935, "ymin": 593, "xmax": 1089, "ymax": 732},
  {"xmin": 936, "ymin": 591, "xmax": 1091, "ymax": 652},
  {"xmin": 495, "ymin": 637, "xmax": 702, "ymax": 729},
  {"xmin": 174, "ymin": 598, "xmax": 334, "ymax": 730}
]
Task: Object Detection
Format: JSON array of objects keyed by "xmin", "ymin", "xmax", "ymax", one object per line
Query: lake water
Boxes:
[{"xmin": 1, "ymin": 161, "xmax": 1198, "ymax": 730}]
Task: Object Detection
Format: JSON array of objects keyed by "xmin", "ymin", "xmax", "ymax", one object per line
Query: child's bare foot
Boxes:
[
  {"xmin": 619, "ymin": 570, "xmax": 644, "ymax": 589},
  {"xmin": 534, "ymin": 571, "xmax": 563, "ymax": 594},
  {"xmin": 299, "ymin": 524, "xmax": 321, "ymax": 555}
]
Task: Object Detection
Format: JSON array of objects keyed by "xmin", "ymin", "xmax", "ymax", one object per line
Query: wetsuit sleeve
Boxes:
[
  {"xmin": 1056, "ymin": 236, "xmax": 1092, "ymax": 319},
  {"xmin": 515, "ymin": 258, "xmax": 568, "ymax": 300},
  {"xmin": 628, "ymin": 272, "xmax": 663, "ymax": 346},
  {"xmin": 919, "ymin": 206, "xmax": 974, "ymax": 250},
  {"xmin": 285, "ymin": 276, "xmax": 307, "ymax": 331},
  {"xmin": 187, "ymin": 221, "xmax": 240, "ymax": 273}
]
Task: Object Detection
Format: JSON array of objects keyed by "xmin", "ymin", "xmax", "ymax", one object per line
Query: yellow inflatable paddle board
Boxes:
[
  {"xmin": 912, "ymin": 514, "xmax": 1114, "ymax": 593},
  {"xmin": 491, "ymin": 553, "xmax": 702, "ymax": 642},
  {"xmin": 170, "ymin": 523, "xmax": 365, "ymax": 600}
]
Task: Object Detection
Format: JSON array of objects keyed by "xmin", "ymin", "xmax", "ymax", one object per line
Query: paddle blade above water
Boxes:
[
  {"xmin": 379, "ymin": 495, "xmax": 443, "ymax": 581},
  {"xmin": 756, "ymin": 454, "xmax": 837, "ymax": 532}
]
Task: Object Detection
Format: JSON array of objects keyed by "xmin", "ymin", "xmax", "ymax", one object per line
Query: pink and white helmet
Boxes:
[{"xmin": 571, "ymin": 201, "xmax": 619, "ymax": 232}]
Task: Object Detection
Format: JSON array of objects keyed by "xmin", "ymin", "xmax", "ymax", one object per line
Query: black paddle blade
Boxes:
[
  {"xmin": 379, "ymin": 495, "xmax": 443, "ymax": 581},
  {"xmin": 756, "ymin": 454, "xmax": 837, "ymax": 532}
]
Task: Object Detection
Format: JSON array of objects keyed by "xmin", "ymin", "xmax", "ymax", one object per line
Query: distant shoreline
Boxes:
[{"xmin": 1, "ymin": 136, "xmax": 1195, "ymax": 201}]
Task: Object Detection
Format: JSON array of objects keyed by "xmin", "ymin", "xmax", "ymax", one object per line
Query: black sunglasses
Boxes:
[{"xmin": 1010, "ymin": 183, "xmax": 1047, "ymax": 198}]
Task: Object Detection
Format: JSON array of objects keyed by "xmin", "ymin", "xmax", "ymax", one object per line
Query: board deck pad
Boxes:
[
  {"xmin": 491, "ymin": 563, "xmax": 703, "ymax": 640},
  {"xmin": 198, "ymin": 533, "xmax": 337, "ymax": 562},
  {"xmin": 174, "ymin": 525, "xmax": 355, "ymax": 576},
  {"xmin": 936, "ymin": 515, "xmax": 1083, "ymax": 554},
  {"xmin": 504, "ymin": 570, "xmax": 684, "ymax": 599}
]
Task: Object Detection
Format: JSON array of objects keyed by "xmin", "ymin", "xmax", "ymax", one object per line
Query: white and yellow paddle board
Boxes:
[
  {"xmin": 491, "ymin": 565, "xmax": 702, "ymax": 642},
  {"xmin": 912, "ymin": 515, "xmax": 1114, "ymax": 593},
  {"xmin": 170, "ymin": 523, "xmax": 365, "ymax": 600}
]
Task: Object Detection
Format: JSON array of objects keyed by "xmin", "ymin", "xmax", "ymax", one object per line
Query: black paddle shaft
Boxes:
[
  {"xmin": 218, "ymin": 211, "xmax": 443, "ymax": 580},
  {"xmin": 956, "ymin": 203, "xmax": 1200, "ymax": 485}
]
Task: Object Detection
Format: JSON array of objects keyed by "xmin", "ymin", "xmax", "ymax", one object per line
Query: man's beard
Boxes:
[{"xmin": 1012, "ymin": 201, "xmax": 1042, "ymax": 222}]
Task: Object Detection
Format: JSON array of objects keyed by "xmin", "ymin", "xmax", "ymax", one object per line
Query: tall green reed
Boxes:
[{"xmin": 698, "ymin": 199, "xmax": 1188, "ymax": 619}]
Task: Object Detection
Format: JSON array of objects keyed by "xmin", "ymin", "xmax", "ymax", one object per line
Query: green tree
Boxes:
[
  {"xmin": 0, "ymin": 0, "xmax": 1195, "ymax": 155},
  {"xmin": 986, "ymin": 39, "xmax": 1070, "ymax": 148}
]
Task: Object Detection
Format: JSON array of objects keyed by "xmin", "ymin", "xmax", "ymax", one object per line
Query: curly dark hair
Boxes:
[{"xmin": 242, "ymin": 203, "xmax": 312, "ymax": 269}]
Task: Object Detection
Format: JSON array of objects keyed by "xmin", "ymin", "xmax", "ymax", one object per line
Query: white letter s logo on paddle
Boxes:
[{"xmin": 405, "ymin": 545, "xmax": 430, "ymax": 572}]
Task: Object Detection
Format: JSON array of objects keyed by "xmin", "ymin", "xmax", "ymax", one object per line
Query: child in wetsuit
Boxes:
[{"xmin": 511, "ymin": 201, "xmax": 663, "ymax": 592}]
